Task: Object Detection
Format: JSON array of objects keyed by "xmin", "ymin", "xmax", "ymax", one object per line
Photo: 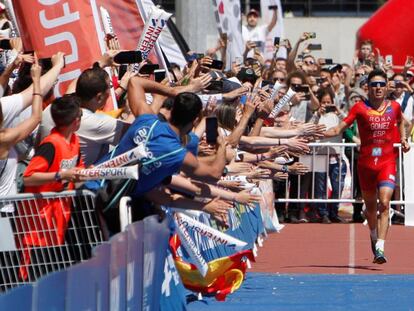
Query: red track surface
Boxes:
[{"xmin": 251, "ymin": 223, "xmax": 414, "ymax": 274}]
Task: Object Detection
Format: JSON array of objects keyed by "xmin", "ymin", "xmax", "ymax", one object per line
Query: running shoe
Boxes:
[{"xmin": 373, "ymin": 249, "xmax": 387, "ymax": 264}]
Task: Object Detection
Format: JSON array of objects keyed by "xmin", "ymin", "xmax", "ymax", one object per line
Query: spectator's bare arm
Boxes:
[
  {"xmin": 128, "ymin": 75, "xmax": 211, "ymax": 116},
  {"xmin": 266, "ymin": 7, "xmax": 278, "ymax": 33},
  {"xmin": 225, "ymin": 95, "xmax": 259, "ymax": 147},
  {"xmin": 1, "ymin": 60, "xmax": 42, "ymax": 148},
  {"xmin": 20, "ymin": 52, "xmax": 65, "ymax": 110},
  {"xmin": 287, "ymin": 32, "xmax": 309, "ymax": 72},
  {"xmin": 181, "ymin": 137, "xmax": 227, "ymax": 182}
]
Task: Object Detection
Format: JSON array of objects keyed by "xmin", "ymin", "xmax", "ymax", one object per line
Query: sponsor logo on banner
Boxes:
[
  {"xmin": 175, "ymin": 215, "xmax": 209, "ymax": 277},
  {"xmin": 11, "ymin": 1, "xmax": 104, "ymax": 96},
  {"xmin": 77, "ymin": 165, "xmax": 139, "ymax": 180},
  {"xmin": 175, "ymin": 212, "xmax": 247, "ymax": 251},
  {"xmin": 95, "ymin": 144, "xmax": 147, "ymax": 169},
  {"xmin": 136, "ymin": 6, "xmax": 171, "ymax": 63},
  {"xmin": 269, "ymin": 81, "xmax": 284, "ymax": 100},
  {"xmin": 269, "ymin": 88, "xmax": 296, "ymax": 118},
  {"xmin": 99, "ymin": 6, "xmax": 114, "ymax": 36}
]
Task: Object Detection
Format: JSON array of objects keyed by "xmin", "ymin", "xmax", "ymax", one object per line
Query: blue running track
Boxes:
[{"xmin": 187, "ymin": 273, "xmax": 414, "ymax": 310}]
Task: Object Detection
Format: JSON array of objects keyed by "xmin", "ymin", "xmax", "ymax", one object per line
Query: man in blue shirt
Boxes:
[{"xmin": 96, "ymin": 76, "xmax": 231, "ymax": 225}]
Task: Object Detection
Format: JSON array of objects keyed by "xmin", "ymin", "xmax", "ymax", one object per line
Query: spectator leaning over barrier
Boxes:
[
  {"xmin": 0, "ymin": 59, "xmax": 42, "ymax": 212},
  {"xmin": 91, "ymin": 76, "xmax": 235, "ymax": 224}
]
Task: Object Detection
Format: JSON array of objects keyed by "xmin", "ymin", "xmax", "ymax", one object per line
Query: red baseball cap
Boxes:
[{"xmin": 247, "ymin": 9, "xmax": 259, "ymax": 17}]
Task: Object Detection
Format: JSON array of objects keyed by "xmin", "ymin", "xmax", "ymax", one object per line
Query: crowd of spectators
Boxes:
[{"xmin": 0, "ymin": 4, "xmax": 412, "ymax": 236}]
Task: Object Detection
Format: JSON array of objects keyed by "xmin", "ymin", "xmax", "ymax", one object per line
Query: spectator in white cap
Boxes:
[{"xmin": 242, "ymin": 7, "xmax": 278, "ymax": 58}]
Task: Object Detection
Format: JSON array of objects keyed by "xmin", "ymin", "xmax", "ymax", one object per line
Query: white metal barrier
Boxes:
[
  {"xmin": 0, "ymin": 190, "xmax": 104, "ymax": 292},
  {"xmin": 276, "ymin": 142, "xmax": 413, "ymax": 225}
]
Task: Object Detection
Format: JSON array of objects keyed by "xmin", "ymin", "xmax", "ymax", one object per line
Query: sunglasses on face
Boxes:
[
  {"xmin": 355, "ymin": 73, "xmax": 363, "ymax": 77},
  {"xmin": 369, "ymin": 81, "xmax": 386, "ymax": 88},
  {"xmin": 304, "ymin": 61, "xmax": 315, "ymax": 65},
  {"xmin": 274, "ymin": 77, "xmax": 285, "ymax": 82}
]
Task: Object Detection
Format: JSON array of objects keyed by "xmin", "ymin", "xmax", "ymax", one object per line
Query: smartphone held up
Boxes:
[
  {"xmin": 206, "ymin": 117, "xmax": 219, "ymax": 145},
  {"xmin": 113, "ymin": 51, "xmax": 142, "ymax": 64}
]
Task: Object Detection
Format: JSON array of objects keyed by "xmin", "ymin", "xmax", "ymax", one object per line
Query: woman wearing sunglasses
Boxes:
[{"xmin": 324, "ymin": 69, "xmax": 410, "ymax": 265}]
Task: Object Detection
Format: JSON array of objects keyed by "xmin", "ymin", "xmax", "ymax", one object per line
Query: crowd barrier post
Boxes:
[
  {"xmin": 32, "ymin": 269, "xmax": 67, "ymax": 311},
  {"xmin": 109, "ymin": 231, "xmax": 128, "ymax": 311},
  {"xmin": 403, "ymin": 148, "xmax": 414, "ymax": 225},
  {"xmin": 0, "ymin": 283, "xmax": 33, "ymax": 309},
  {"xmin": 126, "ymin": 220, "xmax": 144, "ymax": 310},
  {"xmin": 142, "ymin": 216, "xmax": 172, "ymax": 310}
]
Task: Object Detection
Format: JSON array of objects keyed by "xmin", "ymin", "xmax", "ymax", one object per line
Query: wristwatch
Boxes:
[{"xmin": 54, "ymin": 171, "xmax": 62, "ymax": 182}]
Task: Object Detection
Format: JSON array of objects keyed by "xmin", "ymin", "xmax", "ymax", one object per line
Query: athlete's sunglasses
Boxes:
[{"xmin": 368, "ymin": 81, "xmax": 386, "ymax": 88}]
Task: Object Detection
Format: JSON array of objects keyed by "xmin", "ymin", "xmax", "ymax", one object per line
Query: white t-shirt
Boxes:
[
  {"xmin": 0, "ymin": 94, "xmax": 24, "ymax": 200},
  {"xmin": 395, "ymin": 91, "xmax": 414, "ymax": 121},
  {"xmin": 40, "ymin": 106, "xmax": 127, "ymax": 166},
  {"xmin": 242, "ymin": 24, "xmax": 268, "ymax": 58},
  {"xmin": 289, "ymin": 100, "xmax": 313, "ymax": 123},
  {"xmin": 317, "ymin": 112, "xmax": 342, "ymax": 156}
]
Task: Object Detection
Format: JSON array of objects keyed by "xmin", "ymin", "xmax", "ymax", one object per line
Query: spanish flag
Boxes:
[{"xmin": 169, "ymin": 234, "xmax": 255, "ymax": 301}]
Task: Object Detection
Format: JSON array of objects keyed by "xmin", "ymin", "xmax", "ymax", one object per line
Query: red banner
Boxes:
[
  {"xmin": 96, "ymin": 0, "xmax": 158, "ymax": 63},
  {"xmin": 12, "ymin": 0, "xmax": 104, "ymax": 96},
  {"xmin": 357, "ymin": 0, "xmax": 414, "ymax": 68},
  {"xmin": 12, "ymin": 0, "xmax": 157, "ymax": 105}
]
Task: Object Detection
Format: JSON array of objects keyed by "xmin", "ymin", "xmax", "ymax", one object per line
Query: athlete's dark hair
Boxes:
[
  {"xmin": 170, "ymin": 92, "xmax": 202, "ymax": 128},
  {"xmin": 368, "ymin": 69, "xmax": 388, "ymax": 83},
  {"xmin": 51, "ymin": 94, "xmax": 81, "ymax": 127},
  {"xmin": 76, "ymin": 62, "xmax": 109, "ymax": 102},
  {"xmin": 161, "ymin": 97, "xmax": 175, "ymax": 111}
]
